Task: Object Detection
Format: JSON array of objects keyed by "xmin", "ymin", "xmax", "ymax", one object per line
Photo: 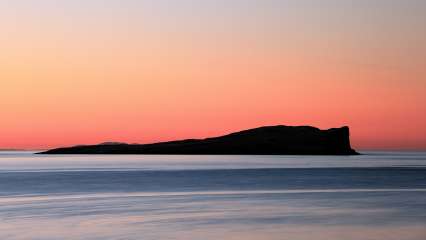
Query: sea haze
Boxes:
[{"xmin": 1, "ymin": 151, "xmax": 426, "ymax": 240}]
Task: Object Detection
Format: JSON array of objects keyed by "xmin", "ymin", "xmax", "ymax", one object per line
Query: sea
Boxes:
[{"xmin": 1, "ymin": 151, "xmax": 426, "ymax": 240}]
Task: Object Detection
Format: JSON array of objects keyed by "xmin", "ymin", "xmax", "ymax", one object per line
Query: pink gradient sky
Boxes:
[{"xmin": 1, "ymin": 1, "xmax": 425, "ymax": 150}]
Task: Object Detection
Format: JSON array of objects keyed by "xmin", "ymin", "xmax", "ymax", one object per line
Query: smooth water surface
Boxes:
[{"xmin": 1, "ymin": 151, "xmax": 426, "ymax": 240}]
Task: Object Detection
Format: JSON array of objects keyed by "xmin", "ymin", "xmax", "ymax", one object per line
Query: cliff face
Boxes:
[{"xmin": 39, "ymin": 125, "xmax": 358, "ymax": 155}]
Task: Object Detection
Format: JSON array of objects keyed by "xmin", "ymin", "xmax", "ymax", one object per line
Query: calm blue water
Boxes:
[{"xmin": 1, "ymin": 151, "xmax": 426, "ymax": 240}]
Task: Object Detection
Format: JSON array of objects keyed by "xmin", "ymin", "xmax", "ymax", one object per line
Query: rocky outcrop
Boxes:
[{"xmin": 39, "ymin": 125, "xmax": 359, "ymax": 155}]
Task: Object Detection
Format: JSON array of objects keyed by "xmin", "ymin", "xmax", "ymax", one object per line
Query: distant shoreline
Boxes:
[{"xmin": 39, "ymin": 125, "xmax": 359, "ymax": 155}]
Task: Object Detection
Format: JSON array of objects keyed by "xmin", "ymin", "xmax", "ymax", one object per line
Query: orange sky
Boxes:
[{"xmin": 1, "ymin": 1, "xmax": 425, "ymax": 150}]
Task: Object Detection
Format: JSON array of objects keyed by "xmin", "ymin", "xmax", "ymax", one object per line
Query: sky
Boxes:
[{"xmin": 1, "ymin": 0, "xmax": 425, "ymax": 150}]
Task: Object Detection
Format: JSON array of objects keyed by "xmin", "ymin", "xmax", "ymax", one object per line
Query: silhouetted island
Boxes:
[{"xmin": 39, "ymin": 125, "xmax": 358, "ymax": 155}]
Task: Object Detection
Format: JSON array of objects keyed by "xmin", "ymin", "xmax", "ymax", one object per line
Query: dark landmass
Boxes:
[
  {"xmin": 99, "ymin": 142, "xmax": 127, "ymax": 145},
  {"xmin": 39, "ymin": 125, "xmax": 359, "ymax": 155}
]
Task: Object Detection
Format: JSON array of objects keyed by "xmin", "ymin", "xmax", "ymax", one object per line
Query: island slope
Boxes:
[{"xmin": 39, "ymin": 125, "xmax": 358, "ymax": 155}]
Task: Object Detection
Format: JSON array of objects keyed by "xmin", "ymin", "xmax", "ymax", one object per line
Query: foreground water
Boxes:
[{"xmin": 1, "ymin": 151, "xmax": 426, "ymax": 240}]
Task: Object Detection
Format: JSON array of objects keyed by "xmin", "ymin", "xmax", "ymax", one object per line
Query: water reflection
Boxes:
[
  {"xmin": 1, "ymin": 152, "xmax": 426, "ymax": 239},
  {"xmin": 1, "ymin": 190, "xmax": 426, "ymax": 240}
]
